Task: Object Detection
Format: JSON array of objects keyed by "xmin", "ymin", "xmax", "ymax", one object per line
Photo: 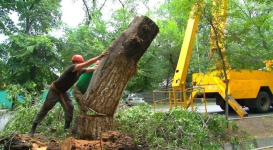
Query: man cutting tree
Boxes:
[
  {"xmin": 72, "ymin": 60, "xmax": 100, "ymax": 115},
  {"xmin": 28, "ymin": 51, "xmax": 108, "ymax": 137}
]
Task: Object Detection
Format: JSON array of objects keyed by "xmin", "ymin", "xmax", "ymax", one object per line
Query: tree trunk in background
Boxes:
[{"xmin": 73, "ymin": 16, "xmax": 159, "ymax": 139}]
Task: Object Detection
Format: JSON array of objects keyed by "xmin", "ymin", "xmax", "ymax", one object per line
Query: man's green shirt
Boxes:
[{"xmin": 75, "ymin": 64, "xmax": 94, "ymax": 93}]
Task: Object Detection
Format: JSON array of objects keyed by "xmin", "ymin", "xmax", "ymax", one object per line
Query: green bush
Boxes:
[
  {"xmin": 0, "ymin": 84, "xmax": 79, "ymax": 141},
  {"xmin": 1, "ymin": 84, "xmax": 244, "ymax": 149},
  {"xmin": 115, "ymin": 104, "xmax": 242, "ymax": 150}
]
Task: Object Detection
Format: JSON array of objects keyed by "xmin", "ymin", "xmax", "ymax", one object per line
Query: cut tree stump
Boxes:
[
  {"xmin": 73, "ymin": 115, "xmax": 113, "ymax": 140},
  {"xmin": 73, "ymin": 15, "xmax": 159, "ymax": 140}
]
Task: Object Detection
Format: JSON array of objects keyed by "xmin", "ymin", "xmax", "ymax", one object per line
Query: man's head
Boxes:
[{"xmin": 71, "ymin": 55, "xmax": 84, "ymax": 63}]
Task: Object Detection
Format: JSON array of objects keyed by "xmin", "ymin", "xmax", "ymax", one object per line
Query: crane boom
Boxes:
[
  {"xmin": 172, "ymin": 2, "xmax": 203, "ymax": 90},
  {"xmin": 172, "ymin": 0, "xmax": 229, "ymax": 90},
  {"xmin": 171, "ymin": 0, "xmax": 247, "ymax": 118}
]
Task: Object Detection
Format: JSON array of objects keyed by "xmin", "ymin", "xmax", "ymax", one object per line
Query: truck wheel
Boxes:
[{"xmin": 255, "ymin": 91, "xmax": 271, "ymax": 113}]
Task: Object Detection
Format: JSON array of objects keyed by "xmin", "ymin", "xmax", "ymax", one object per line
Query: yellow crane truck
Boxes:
[{"xmin": 172, "ymin": 0, "xmax": 273, "ymax": 118}]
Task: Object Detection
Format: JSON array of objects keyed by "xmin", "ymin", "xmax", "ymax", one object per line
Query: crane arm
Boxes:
[
  {"xmin": 172, "ymin": 1, "xmax": 204, "ymax": 90},
  {"xmin": 172, "ymin": 0, "xmax": 227, "ymax": 90}
]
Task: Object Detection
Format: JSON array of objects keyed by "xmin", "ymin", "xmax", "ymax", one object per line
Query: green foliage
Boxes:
[
  {"xmin": 1, "ymin": 86, "xmax": 80, "ymax": 142},
  {"xmin": 105, "ymin": 0, "xmax": 166, "ymax": 92},
  {"xmin": 141, "ymin": 2, "xmax": 189, "ymax": 90},
  {"xmin": 115, "ymin": 103, "xmax": 153, "ymax": 134},
  {"xmin": 226, "ymin": 0, "xmax": 273, "ymax": 70},
  {"xmin": 0, "ymin": 2, "xmax": 17, "ymax": 34},
  {"xmin": 115, "ymin": 104, "xmax": 244, "ymax": 149},
  {"xmin": 2, "ymin": 34, "xmax": 61, "ymax": 92},
  {"xmin": 0, "ymin": 89, "xmax": 247, "ymax": 149},
  {"xmin": 61, "ymin": 24, "xmax": 109, "ymax": 65},
  {"xmin": 6, "ymin": 83, "xmax": 40, "ymax": 108},
  {"xmin": 1, "ymin": 0, "xmax": 61, "ymax": 35},
  {"xmin": 1, "ymin": 105, "xmax": 74, "ymax": 141},
  {"xmin": 126, "ymin": 52, "xmax": 167, "ymax": 92},
  {"xmin": 1, "ymin": 0, "xmax": 273, "ymax": 110},
  {"xmin": 0, "ymin": 58, "xmax": 7, "ymax": 90},
  {"xmin": 0, "ymin": 0, "xmax": 62, "ymax": 93},
  {"xmin": 2, "ymin": 83, "xmax": 43, "ymax": 134}
]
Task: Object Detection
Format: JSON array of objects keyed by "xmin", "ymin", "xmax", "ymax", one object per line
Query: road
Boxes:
[
  {"xmin": 153, "ymin": 103, "xmax": 273, "ymax": 119},
  {"xmin": 0, "ymin": 109, "xmax": 12, "ymax": 131},
  {"xmin": 153, "ymin": 103, "xmax": 222, "ymax": 113}
]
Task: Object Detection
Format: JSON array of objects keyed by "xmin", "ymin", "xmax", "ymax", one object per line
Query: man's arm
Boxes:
[
  {"xmin": 72, "ymin": 51, "xmax": 108, "ymax": 72},
  {"xmin": 85, "ymin": 66, "xmax": 96, "ymax": 73}
]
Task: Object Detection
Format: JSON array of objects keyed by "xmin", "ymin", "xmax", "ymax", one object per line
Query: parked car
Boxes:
[{"xmin": 125, "ymin": 93, "xmax": 145, "ymax": 106}]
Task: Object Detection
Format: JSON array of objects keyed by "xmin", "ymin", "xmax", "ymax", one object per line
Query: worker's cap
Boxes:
[{"xmin": 71, "ymin": 55, "xmax": 84, "ymax": 63}]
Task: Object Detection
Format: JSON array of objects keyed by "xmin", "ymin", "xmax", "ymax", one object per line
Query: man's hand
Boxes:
[
  {"xmin": 73, "ymin": 51, "xmax": 108, "ymax": 72},
  {"xmin": 100, "ymin": 51, "xmax": 108, "ymax": 58}
]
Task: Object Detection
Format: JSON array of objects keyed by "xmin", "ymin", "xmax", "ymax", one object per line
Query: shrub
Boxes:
[{"xmin": 115, "ymin": 104, "xmax": 241, "ymax": 149}]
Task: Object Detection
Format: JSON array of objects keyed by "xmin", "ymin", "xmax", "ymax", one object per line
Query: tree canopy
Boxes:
[{"xmin": 1, "ymin": 0, "xmax": 273, "ymax": 93}]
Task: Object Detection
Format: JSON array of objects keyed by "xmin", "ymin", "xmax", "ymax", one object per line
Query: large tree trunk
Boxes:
[
  {"xmin": 84, "ymin": 15, "xmax": 159, "ymax": 115},
  {"xmin": 73, "ymin": 16, "xmax": 159, "ymax": 139}
]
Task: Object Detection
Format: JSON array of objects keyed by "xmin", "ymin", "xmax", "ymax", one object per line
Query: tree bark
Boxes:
[
  {"xmin": 83, "ymin": 15, "xmax": 159, "ymax": 115},
  {"xmin": 73, "ymin": 16, "xmax": 158, "ymax": 140},
  {"xmin": 73, "ymin": 115, "xmax": 113, "ymax": 140}
]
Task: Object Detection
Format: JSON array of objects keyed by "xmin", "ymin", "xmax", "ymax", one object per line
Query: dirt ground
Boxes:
[
  {"xmin": 0, "ymin": 131, "xmax": 149, "ymax": 150},
  {"xmin": 232, "ymin": 115, "xmax": 273, "ymax": 139}
]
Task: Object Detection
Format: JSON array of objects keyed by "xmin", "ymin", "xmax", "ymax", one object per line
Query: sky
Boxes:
[
  {"xmin": 0, "ymin": 0, "xmax": 162, "ymax": 41},
  {"xmin": 0, "ymin": 1, "xmax": 85, "ymax": 41},
  {"xmin": 61, "ymin": 0, "xmax": 85, "ymax": 28},
  {"xmin": 60, "ymin": 0, "xmax": 161, "ymax": 27}
]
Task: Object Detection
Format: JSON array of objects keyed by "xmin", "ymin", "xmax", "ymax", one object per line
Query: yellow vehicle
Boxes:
[{"xmin": 172, "ymin": 0, "xmax": 273, "ymax": 118}]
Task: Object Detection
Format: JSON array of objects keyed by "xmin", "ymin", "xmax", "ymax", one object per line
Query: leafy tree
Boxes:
[
  {"xmin": 152, "ymin": 0, "xmax": 273, "ymax": 89},
  {"xmin": 0, "ymin": 0, "xmax": 63, "ymax": 93},
  {"xmin": 161, "ymin": 0, "xmax": 273, "ymax": 119},
  {"xmin": 80, "ymin": 0, "xmax": 106, "ymax": 26},
  {"xmin": 2, "ymin": 34, "xmax": 61, "ymax": 91},
  {"xmin": 0, "ymin": 42, "xmax": 8, "ymax": 90},
  {"xmin": 61, "ymin": 25, "xmax": 108, "ymax": 65},
  {"xmin": 60, "ymin": 1, "xmax": 111, "ymax": 67},
  {"xmin": 146, "ymin": 0, "xmax": 195, "ymax": 89},
  {"xmin": 226, "ymin": 0, "xmax": 273, "ymax": 69},
  {"xmin": 0, "ymin": 1, "xmax": 18, "ymax": 34},
  {"xmin": 64, "ymin": 0, "xmax": 171, "ymax": 93},
  {"xmin": 98, "ymin": 0, "xmax": 163, "ymax": 92}
]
